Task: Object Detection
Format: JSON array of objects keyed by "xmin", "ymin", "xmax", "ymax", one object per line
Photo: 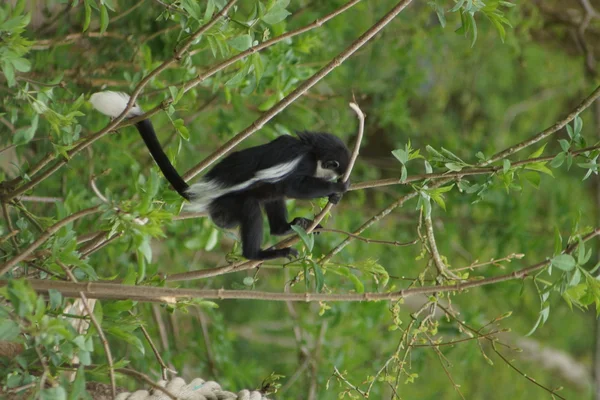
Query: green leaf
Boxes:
[
  {"xmin": 392, "ymin": 149, "xmax": 409, "ymax": 164},
  {"xmin": 522, "ymin": 171, "xmax": 540, "ymax": 188},
  {"xmin": 48, "ymin": 289, "xmax": 62, "ymax": 310},
  {"xmin": 0, "ymin": 319, "xmax": 20, "ymax": 341},
  {"xmin": 488, "ymin": 13, "xmax": 506, "ymax": 42},
  {"xmin": 262, "ymin": 7, "xmax": 291, "ymax": 24},
  {"xmin": 559, "ymin": 139, "xmax": 570, "ymax": 152},
  {"xmin": 445, "ymin": 162, "xmax": 463, "ymax": 172},
  {"xmin": 502, "ymin": 159, "xmax": 510, "ymax": 173},
  {"xmin": 551, "ymin": 254, "xmax": 576, "ymax": 271},
  {"xmin": 574, "ymin": 115, "xmax": 583, "ymax": 135},
  {"xmin": 424, "ymin": 160, "xmax": 433, "ymax": 174},
  {"xmin": 99, "ymin": 4, "xmax": 109, "ymax": 34},
  {"xmin": 569, "ymin": 268, "xmax": 582, "ymax": 287},
  {"xmin": 566, "ymin": 124, "xmax": 574, "ymax": 139},
  {"xmin": 228, "ymin": 34, "xmax": 253, "ymax": 51},
  {"xmin": 251, "ymin": 53, "xmax": 264, "ymax": 83},
  {"xmin": 467, "ymin": 12, "xmax": 477, "ymax": 47},
  {"xmin": 554, "ymin": 226, "xmax": 562, "ymax": 255},
  {"xmin": 205, "ymin": 229, "xmax": 218, "ymax": 251},
  {"xmin": 204, "ymin": 0, "xmax": 215, "ymax": 20},
  {"xmin": 68, "ymin": 367, "xmax": 86, "ymax": 400},
  {"xmin": 40, "ymin": 387, "xmax": 67, "ymax": 400},
  {"xmin": 107, "ymin": 326, "xmax": 145, "ymax": 355},
  {"xmin": 401, "ymin": 165, "xmax": 407, "ymax": 182},
  {"xmin": 524, "ymin": 162, "xmax": 554, "ymax": 177},
  {"xmin": 525, "ymin": 311, "xmax": 544, "ymax": 336},
  {"xmin": 528, "ymin": 143, "xmax": 547, "ymax": 159},
  {"xmin": 10, "ymin": 57, "xmax": 31, "ymax": 72},
  {"xmin": 550, "ymin": 152, "xmax": 566, "ymax": 168},
  {"xmin": 330, "ymin": 266, "xmax": 364, "ymax": 293},
  {"xmin": 138, "ymin": 237, "xmax": 152, "ymax": 263},
  {"xmin": 291, "ymin": 224, "xmax": 314, "ymax": 252},
  {"xmin": 310, "ymin": 260, "xmax": 325, "ymax": 293},
  {"xmin": 13, "ymin": 126, "xmax": 36, "ymax": 145},
  {"xmin": 181, "ymin": 0, "xmax": 202, "ymax": 19},
  {"xmin": 428, "ymin": 1, "xmax": 446, "ymax": 27},
  {"xmin": 2, "ymin": 61, "xmax": 16, "ymax": 87}
]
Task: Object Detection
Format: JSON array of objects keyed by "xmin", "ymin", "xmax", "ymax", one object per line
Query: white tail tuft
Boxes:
[{"xmin": 90, "ymin": 91, "xmax": 143, "ymax": 118}]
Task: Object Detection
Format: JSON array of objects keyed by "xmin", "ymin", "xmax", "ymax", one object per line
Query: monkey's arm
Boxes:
[{"xmin": 283, "ymin": 176, "xmax": 348, "ymax": 203}]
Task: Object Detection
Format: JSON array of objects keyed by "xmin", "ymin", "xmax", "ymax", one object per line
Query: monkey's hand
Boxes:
[
  {"xmin": 291, "ymin": 217, "xmax": 322, "ymax": 234},
  {"xmin": 328, "ymin": 180, "xmax": 350, "ymax": 205},
  {"xmin": 283, "ymin": 247, "xmax": 299, "ymax": 260}
]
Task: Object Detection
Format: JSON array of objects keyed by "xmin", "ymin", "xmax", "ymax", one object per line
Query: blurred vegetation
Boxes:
[{"xmin": 1, "ymin": 0, "xmax": 600, "ymax": 399}]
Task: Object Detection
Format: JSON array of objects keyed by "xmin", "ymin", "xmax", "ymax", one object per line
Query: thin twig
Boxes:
[
  {"xmin": 453, "ymin": 253, "xmax": 525, "ymax": 272},
  {"xmin": 112, "ymin": 0, "xmax": 147, "ymax": 24},
  {"xmin": 492, "ymin": 342, "xmax": 566, "ymax": 400},
  {"xmin": 332, "ymin": 367, "xmax": 367, "ymax": 397},
  {"xmin": 59, "ymin": 262, "xmax": 116, "ymax": 398},
  {"xmin": 81, "ymin": 232, "xmax": 123, "ymax": 258},
  {"xmin": 313, "ymin": 228, "xmax": 417, "ymax": 246},
  {"xmin": 349, "ymin": 143, "xmax": 600, "ymax": 191},
  {"xmin": 34, "ymin": 345, "xmax": 50, "ymax": 391},
  {"xmin": 115, "ymin": 368, "xmax": 178, "ymax": 399},
  {"xmin": 17, "ymin": 196, "xmax": 62, "ymax": 203},
  {"xmin": 1, "ymin": 203, "xmax": 19, "ymax": 252},
  {"xmin": 196, "ymin": 310, "xmax": 218, "ymax": 378},
  {"xmin": 137, "ymin": 318, "xmax": 176, "ymax": 380},
  {"xmin": 483, "ymin": 85, "xmax": 600, "ymax": 165},
  {"xmin": 424, "ymin": 213, "xmax": 462, "ymax": 280}
]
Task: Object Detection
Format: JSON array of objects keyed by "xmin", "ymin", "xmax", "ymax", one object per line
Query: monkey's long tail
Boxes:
[{"xmin": 90, "ymin": 91, "xmax": 190, "ymax": 200}]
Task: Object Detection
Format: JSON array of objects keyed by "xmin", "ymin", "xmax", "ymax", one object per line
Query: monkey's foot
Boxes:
[
  {"xmin": 291, "ymin": 217, "xmax": 322, "ymax": 234},
  {"xmin": 247, "ymin": 247, "xmax": 299, "ymax": 260}
]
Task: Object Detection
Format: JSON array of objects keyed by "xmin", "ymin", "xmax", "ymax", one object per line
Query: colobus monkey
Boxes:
[{"xmin": 90, "ymin": 91, "xmax": 350, "ymax": 260}]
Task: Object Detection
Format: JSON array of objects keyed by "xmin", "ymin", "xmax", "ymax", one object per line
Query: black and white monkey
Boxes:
[{"xmin": 90, "ymin": 91, "xmax": 350, "ymax": 260}]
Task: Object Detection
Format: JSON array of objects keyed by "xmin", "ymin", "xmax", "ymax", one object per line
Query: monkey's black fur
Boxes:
[
  {"xmin": 199, "ymin": 132, "xmax": 350, "ymax": 259},
  {"xmin": 90, "ymin": 91, "xmax": 350, "ymax": 260},
  {"xmin": 136, "ymin": 119, "xmax": 190, "ymax": 199}
]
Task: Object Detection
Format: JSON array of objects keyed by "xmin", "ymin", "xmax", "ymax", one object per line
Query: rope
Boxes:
[{"xmin": 115, "ymin": 377, "xmax": 270, "ymax": 400}]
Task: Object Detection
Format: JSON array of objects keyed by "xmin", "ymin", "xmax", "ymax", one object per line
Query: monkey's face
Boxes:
[
  {"xmin": 315, "ymin": 148, "xmax": 350, "ymax": 181},
  {"xmin": 297, "ymin": 131, "xmax": 350, "ymax": 181}
]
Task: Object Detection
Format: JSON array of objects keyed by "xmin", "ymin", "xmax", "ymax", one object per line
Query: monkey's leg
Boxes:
[
  {"xmin": 264, "ymin": 199, "xmax": 321, "ymax": 236},
  {"xmin": 241, "ymin": 198, "xmax": 298, "ymax": 260},
  {"xmin": 264, "ymin": 199, "xmax": 290, "ymax": 235}
]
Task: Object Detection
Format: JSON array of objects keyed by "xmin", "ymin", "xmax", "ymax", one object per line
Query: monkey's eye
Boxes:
[{"xmin": 323, "ymin": 160, "xmax": 339, "ymax": 169}]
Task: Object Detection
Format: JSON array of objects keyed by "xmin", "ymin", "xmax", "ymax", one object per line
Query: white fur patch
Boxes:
[
  {"xmin": 314, "ymin": 160, "xmax": 338, "ymax": 181},
  {"xmin": 185, "ymin": 156, "xmax": 303, "ymax": 212},
  {"xmin": 90, "ymin": 91, "xmax": 143, "ymax": 118},
  {"xmin": 255, "ymin": 158, "xmax": 302, "ymax": 182}
]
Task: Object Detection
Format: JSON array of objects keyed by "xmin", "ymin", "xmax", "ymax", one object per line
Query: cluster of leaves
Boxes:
[
  {"xmin": 428, "ymin": 0, "xmax": 515, "ymax": 46},
  {"xmin": 0, "ymin": 280, "xmax": 144, "ymax": 398},
  {"xmin": 528, "ymin": 222, "xmax": 599, "ymax": 335},
  {"xmin": 0, "ymin": 0, "xmax": 33, "ymax": 87}
]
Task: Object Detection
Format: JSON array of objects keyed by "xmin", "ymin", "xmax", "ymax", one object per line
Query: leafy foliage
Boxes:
[{"xmin": 0, "ymin": 0, "xmax": 598, "ymax": 399}]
